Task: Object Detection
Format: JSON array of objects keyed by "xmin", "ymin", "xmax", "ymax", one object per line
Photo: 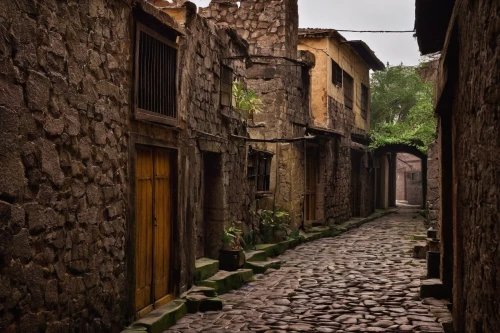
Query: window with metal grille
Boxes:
[
  {"xmin": 248, "ymin": 151, "xmax": 273, "ymax": 192},
  {"xmin": 331, "ymin": 59, "xmax": 342, "ymax": 87},
  {"xmin": 220, "ymin": 65, "xmax": 233, "ymax": 107},
  {"xmin": 343, "ymin": 71, "xmax": 354, "ymax": 110},
  {"xmin": 361, "ymin": 83, "xmax": 369, "ymax": 119},
  {"xmin": 135, "ymin": 24, "xmax": 177, "ymax": 125}
]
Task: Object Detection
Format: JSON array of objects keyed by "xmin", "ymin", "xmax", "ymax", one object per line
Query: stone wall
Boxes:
[
  {"xmin": 198, "ymin": 0, "xmax": 298, "ymax": 58},
  {"xmin": 0, "ymin": 0, "xmax": 133, "ymax": 330},
  {"xmin": 442, "ymin": 0, "xmax": 499, "ymax": 330},
  {"xmin": 0, "ymin": 0, "xmax": 252, "ymax": 329},
  {"xmin": 171, "ymin": 4, "xmax": 251, "ymax": 259},
  {"xmin": 323, "ymin": 137, "xmax": 351, "ymax": 223},
  {"xmin": 196, "ymin": 0, "xmax": 314, "ymax": 229},
  {"xmin": 425, "ymin": 141, "xmax": 439, "ymax": 230}
]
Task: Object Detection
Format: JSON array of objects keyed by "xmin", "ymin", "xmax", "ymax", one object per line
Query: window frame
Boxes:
[
  {"xmin": 361, "ymin": 83, "xmax": 369, "ymax": 119},
  {"xmin": 343, "ymin": 71, "xmax": 354, "ymax": 110},
  {"xmin": 220, "ymin": 65, "xmax": 233, "ymax": 108},
  {"xmin": 134, "ymin": 23, "xmax": 179, "ymax": 127},
  {"xmin": 331, "ymin": 59, "xmax": 343, "ymax": 87},
  {"xmin": 248, "ymin": 150, "xmax": 273, "ymax": 193}
]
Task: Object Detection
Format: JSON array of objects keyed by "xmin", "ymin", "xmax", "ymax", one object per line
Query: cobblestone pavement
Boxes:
[{"xmin": 166, "ymin": 210, "xmax": 450, "ymax": 332}]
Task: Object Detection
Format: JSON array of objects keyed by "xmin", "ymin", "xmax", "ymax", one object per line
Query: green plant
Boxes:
[
  {"xmin": 222, "ymin": 223, "xmax": 243, "ymax": 250},
  {"xmin": 242, "ymin": 230, "xmax": 256, "ymax": 251},
  {"xmin": 369, "ymin": 63, "xmax": 437, "ymax": 153},
  {"xmin": 257, "ymin": 207, "xmax": 291, "ymax": 243},
  {"xmin": 232, "ymin": 82, "xmax": 263, "ymax": 115},
  {"xmin": 286, "ymin": 230, "xmax": 305, "ymax": 242}
]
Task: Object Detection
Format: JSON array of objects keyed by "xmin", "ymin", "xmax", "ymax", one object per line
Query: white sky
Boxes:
[{"xmin": 189, "ymin": 0, "xmax": 421, "ymax": 66}]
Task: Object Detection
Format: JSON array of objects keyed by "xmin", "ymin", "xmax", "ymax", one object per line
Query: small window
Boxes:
[
  {"xmin": 248, "ymin": 151, "xmax": 273, "ymax": 192},
  {"xmin": 135, "ymin": 24, "xmax": 177, "ymax": 124},
  {"xmin": 331, "ymin": 59, "xmax": 342, "ymax": 87},
  {"xmin": 361, "ymin": 83, "xmax": 369, "ymax": 119},
  {"xmin": 410, "ymin": 171, "xmax": 421, "ymax": 181},
  {"xmin": 221, "ymin": 65, "xmax": 233, "ymax": 107},
  {"xmin": 343, "ymin": 71, "xmax": 354, "ymax": 110}
]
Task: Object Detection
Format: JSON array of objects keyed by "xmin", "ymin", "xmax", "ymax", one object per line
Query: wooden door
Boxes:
[
  {"xmin": 305, "ymin": 148, "xmax": 318, "ymax": 222},
  {"xmin": 135, "ymin": 147, "xmax": 174, "ymax": 314}
]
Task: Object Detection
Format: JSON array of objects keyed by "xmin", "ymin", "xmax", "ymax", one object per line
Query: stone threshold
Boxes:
[{"xmin": 122, "ymin": 208, "xmax": 397, "ymax": 333}]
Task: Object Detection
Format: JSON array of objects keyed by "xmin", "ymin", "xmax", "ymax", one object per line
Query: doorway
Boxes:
[
  {"xmin": 201, "ymin": 152, "xmax": 224, "ymax": 259},
  {"xmin": 350, "ymin": 149, "xmax": 362, "ymax": 217},
  {"xmin": 305, "ymin": 146, "xmax": 319, "ymax": 223},
  {"xmin": 135, "ymin": 147, "xmax": 174, "ymax": 315}
]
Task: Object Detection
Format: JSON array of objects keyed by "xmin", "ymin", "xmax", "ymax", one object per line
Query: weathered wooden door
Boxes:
[
  {"xmin": 135, "ymin": 147, "xmax": 174, "ymax": 314},
  {"xmin": 305, "ymin": 148, "xmax": 318, "ymax": 222}
]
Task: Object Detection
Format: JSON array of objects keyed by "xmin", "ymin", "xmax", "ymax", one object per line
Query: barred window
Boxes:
[
  {"xmin": 221, "ymin": 65, "xmax": 233, "ymax": 107},
  {"xmin": 343, "ymin": 71, "xmax": 354, "ymax": 110},
  {"xmin": 135, "ymin": 24, "xmax": 177, "ymax": 125},
  {"xmin": 331, "ymin": 59, "xmax": 342, "ymax": 87},
  {"xmin": 361, "ymin": 83, "xmax": 369, "ymax": 119}
]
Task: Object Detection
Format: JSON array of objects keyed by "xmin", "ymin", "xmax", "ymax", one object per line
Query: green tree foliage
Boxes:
[{"xmin": 370, "ymin": 64, "xmax": 437, "ymax": 152}]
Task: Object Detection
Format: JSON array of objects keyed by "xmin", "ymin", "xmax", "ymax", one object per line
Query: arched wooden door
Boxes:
[{"xmin": 135, "ymin": 147, "xmax": 174, "ymax": 315}]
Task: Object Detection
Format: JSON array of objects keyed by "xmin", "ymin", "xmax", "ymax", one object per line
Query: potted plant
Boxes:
[{"xmin": 219, "ymin": 223, "xmax": 246, "ymax": 271}]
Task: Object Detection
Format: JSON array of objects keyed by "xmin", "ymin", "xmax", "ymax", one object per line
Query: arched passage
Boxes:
[{"xmin": 373, "ymin": 144, "xmax": 428, "ymax": 209}]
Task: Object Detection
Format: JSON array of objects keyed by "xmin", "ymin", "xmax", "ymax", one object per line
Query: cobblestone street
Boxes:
[{"xmin": 166, "ymin": 210, "xmax": 450, "ymax": 332}]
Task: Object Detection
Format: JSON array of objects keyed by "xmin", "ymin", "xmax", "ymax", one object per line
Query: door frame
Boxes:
[{"xmin": 126, "ymin": 134, "xmax": 179, "ymax": 321}]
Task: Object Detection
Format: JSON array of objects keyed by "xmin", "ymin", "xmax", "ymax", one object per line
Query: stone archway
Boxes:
[{"xmin": 373, "ymin": 144, "xmax": 428, "ymax": 208}]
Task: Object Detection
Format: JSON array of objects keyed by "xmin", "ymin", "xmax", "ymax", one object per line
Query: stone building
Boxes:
[
  {"xmin": 415, "ymin": 0, "xmax": 500, "ymax": 331},
  {"xmin": 193, "ymin": 0, "xmax": 316, "ymax": 230},
  {"xmin": 396, "ymin": 153, "xmax": 423, "ymax": 206},
  {"xmin": 298, "ymin": 29, "xmax": 385, "ymax": 220},
  {"xmin": 0, "ymin": 0, "xmax": 252, "ymax": 329}
]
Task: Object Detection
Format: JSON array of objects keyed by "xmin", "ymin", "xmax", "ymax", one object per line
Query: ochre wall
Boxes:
[{"xmin": 299, "ymin": 36, "xmax": 371, "ymax": 132}]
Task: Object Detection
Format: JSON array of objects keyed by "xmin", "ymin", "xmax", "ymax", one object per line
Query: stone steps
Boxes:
[
  {"xmin": 123, "ymin": 208, "xmax": 398, "ymax": 333},
  {"xmin": 194, "ymin": 257, "xmax": 219, "ymax": 282},
  {"xmin": 125, "ymin": 300, "xmax": 187, "ymax": 333},
  {"xmin": 196, "ymin": 269, "xmax": 254, "ymax": 295},
  {"xmin": 244, "ymin": 258, "xmax": 281, "ymax": 274}
]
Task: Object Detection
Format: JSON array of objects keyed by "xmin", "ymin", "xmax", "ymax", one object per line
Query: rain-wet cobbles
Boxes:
[{"xmin": 165, "ymin": 210, "xmax": 450, "ymax": 333}]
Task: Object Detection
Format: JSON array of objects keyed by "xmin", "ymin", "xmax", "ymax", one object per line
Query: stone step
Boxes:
[
  {"xmin": 126, "ymin": 299, "xmax": 187, "ymax": 333},
  {"xmin": 183, "ymin": 293, "xmax": 223, "ymax": 313},
  {"xmin": 411, "ymin": 234, "xmax": 427, "ymax": 241},
  {"xmin": 255, "ymin": 239, "xmax": 296, "ymax": 258},
  {"xmin": 420, "ymin": 279, "xmax": 449, "ymax": 299},
  {"xmin": 194, "ymin": 257, "xmax": 219, "ymax": 282},
  {"xmin": 245, "ymin": 250, "xmax": 268, "ymax": 262},
  {"xmin": 196, "ymin": 269, "xmax": 254, "ymax": 294},
  {"xmin": 183, "ymin": 285, "xmax": 217, "ymax": 298},
  {"xmin": 303, "ymin": 232, "xmax": 322, "ymax": 241},
  {"xmin": 244, "ymin": 259, "xmax": 281, "ymax": 274}
]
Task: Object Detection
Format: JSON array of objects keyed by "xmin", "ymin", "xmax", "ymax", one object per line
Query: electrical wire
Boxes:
[{"xmin": 334, "ymin": 29, "xmax": 415, "ymax": 33}]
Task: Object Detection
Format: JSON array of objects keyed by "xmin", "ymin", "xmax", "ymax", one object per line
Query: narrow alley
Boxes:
[{"xmin": 166, "ymin": 210, "xmax": 449, "ymax": 333}]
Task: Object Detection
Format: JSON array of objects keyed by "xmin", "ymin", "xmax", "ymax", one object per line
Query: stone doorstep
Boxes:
[
  {"xmin": 420, "ymin": 279, "xmax": 449, "ymax": 299},
  {"xmin": 194, "ymin": 257, "xmax": 219, "ymax": 282},
  {"xmin": 244, "ymin": 259, "xmax": 282, "ymax": 274},
  {"xmin": 196, "ymin": 269, "xmax": 254, "ymax": 295},
  {"xmin": 127, "ymin": 300, "xmax": 187, "ymax": 333}
]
